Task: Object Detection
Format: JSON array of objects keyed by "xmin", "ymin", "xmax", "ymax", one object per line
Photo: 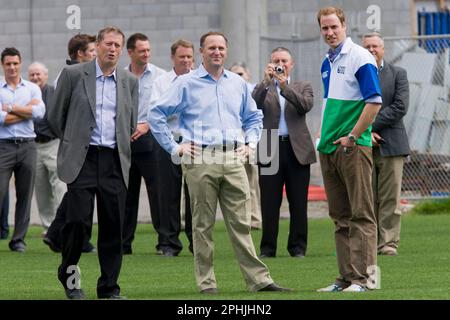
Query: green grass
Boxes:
[
  {"xmin": 410, "ymin": 197, "xmax": 450, "ymax": 215},
  {"xmin": 0, "ymin": 213, "xmax": 449, "ymax": 300}
]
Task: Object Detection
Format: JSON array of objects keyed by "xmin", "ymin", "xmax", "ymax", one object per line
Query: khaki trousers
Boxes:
[
  {"xmin": 319, "ymin": 145, "xmax": 377, "ymax": 287},
  {"xmin": 183, "ymin": 148, "xmax": 273, "ymax": 291},
  {"xmin": 244, "ymin": 163, "xmax": 262, "ymax": 229},
  {"xmin": 35, "ymin": 139, "xmax": 67, "ymax": 229},
  {"xmin": 372, "ymin": 147, "xmax": 404, "ymax": 250}
]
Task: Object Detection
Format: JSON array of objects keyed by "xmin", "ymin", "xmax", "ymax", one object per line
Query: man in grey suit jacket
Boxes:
[
  {"xmin": 363, "ymin": 32, "xmax": 410, "ymax": 256},
  {"xmin": 252, "ymin": 47, "xmax": 316, "ymax": 258},
  {"xmin": 48, "ymin": 26, "xmax": 138, "ymax": 299}
]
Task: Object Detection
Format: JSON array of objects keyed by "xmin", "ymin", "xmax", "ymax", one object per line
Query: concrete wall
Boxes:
[{"xmin": 0, "ymin": 0, "xmax": 412, "ymax": 189}]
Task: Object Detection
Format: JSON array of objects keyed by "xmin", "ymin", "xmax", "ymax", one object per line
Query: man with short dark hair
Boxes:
[
  {"xmin": 316, "ymin": 7, "xmax": 382, "ymax": 293},
  {"xmin": 48, "ymin": 26, "xmax": 138, "ymax": 300},
  {"xmin": 149, "ymin": 31, "xmax": 290, "ymax": 294},
  {"xmin": 44, "ymin": 33, "xmax": 98, "ymax": 254},
  {"xmin": 122, "ymin": 32, "xmax": 172, "ymax": 256},
  {"xmin": 0, "ymin": 47, "xmax": 45, "ymax": 252}
]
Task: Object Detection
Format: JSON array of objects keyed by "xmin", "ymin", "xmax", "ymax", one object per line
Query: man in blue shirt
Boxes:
[
  {"xmin": 0, "ymin": 47, "xmax": 45, "ymax": 252},
  {"xmin": 149, "ymin": 31, "xmax": 290, "ymax": 294}
]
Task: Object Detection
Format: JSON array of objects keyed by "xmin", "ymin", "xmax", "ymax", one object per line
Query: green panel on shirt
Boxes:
[{"xmin": 318, "ymin": 98, "xmax": 372, "ymax": 154}]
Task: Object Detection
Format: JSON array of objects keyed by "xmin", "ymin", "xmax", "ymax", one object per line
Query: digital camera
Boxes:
[{"xmin": 275, "ymin": 65, "xmax": 284, "ymax": 74}]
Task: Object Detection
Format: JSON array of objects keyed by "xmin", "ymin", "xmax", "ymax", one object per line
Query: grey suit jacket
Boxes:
[
  {"xmin": 372, "ymin": 62, "xmax": 410, "ymax": 157},
  {"xmin": 47, "ymin": 60, "xmax": 139, "ymax": 186},
  {"xmin": 252, "ymin": 80, "xmax": 316, "ymax": 165}
]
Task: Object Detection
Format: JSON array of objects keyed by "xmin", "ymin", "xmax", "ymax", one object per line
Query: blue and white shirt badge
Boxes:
[{"xmin": 337, "ymin": 66, "xmax": 346, "ymax": 74}]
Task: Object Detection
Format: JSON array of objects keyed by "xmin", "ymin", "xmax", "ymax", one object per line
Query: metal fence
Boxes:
[
  {"xmin": 384, "ymin": 34, "xmax": 450, "ymax": 199},
  {"xmin": 260, "ymin": 34, "xmax": 450, "ymax": 200}
]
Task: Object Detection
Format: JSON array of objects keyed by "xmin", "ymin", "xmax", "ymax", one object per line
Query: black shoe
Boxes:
[
  {"xmin": 258, "ymin": 283, "xmax": 292, "ymax": 292},
  {"xmin": 82, "ymin": 242, "xmax": 96, "ymax": 253},
  {"xmin": 0, "ymin": 229, "xmax": 8, "ymax": 240},
  {"xmin": 43, "ymin": 236, "xmax": 62, "ymax": 253},
  {"xmin": 98, "ymin": 293, "xmax": 126, "ymax": 300},
  {"xmin": 259, "ymin": 253, "xmax": 275, "ymax": 258},
  {"xmin": 200, "ymin": 288, "xmax": 218, "ymax": 294},
  {"xmin": 9, "ymin": 239, "xmax": 26, "ymax": 253},
  {"xmin": 65, "ymin": 288, "xmax": 85, "ymax": 300},
  {"xmin": 123, "ymin": 247, "xmax": 132, "ymax": 255}
]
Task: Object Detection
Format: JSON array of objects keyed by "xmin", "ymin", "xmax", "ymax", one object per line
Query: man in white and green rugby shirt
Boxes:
[{"xmin": 316, "ymin": 6, "xmax": 382, "ymax": 293}]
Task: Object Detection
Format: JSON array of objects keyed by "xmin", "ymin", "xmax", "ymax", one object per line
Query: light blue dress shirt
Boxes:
[
  {"xmin": 0, "ymin": 78, "xmax": 45, "ymax": 139},
  {"xmin": 148, "ymin": 64, "xmax": 263, "ymax": 155},
  {"xmin": 127, "ymin": 63, "xmax": 166, "ymax": 124},
  {"xmin": 275, "ymin": 78, "xmax": 290, "ymax": 136},
  {"xmin": 91, "ymin": 59, "xmax": 117, "ymax": 148}
]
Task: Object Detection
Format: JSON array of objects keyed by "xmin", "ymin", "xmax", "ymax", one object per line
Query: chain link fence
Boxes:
[
  {"xmin": 260, "ymin": 34, "xmax": 450, "ymax": 200},
  {"xmin": 384, "ymin": 35, "xmax": 450, "ymax": 199}
]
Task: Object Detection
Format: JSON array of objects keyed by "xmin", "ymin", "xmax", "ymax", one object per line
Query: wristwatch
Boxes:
[
  {"xmin": 6, "ymin": 105, "xmax": 13, "ymax": 113},
  {"xmin": 247, "ymin": 142, "xmax": 257, "ymax": 150},
  {"xmin": 348, "ymin": 134, "xmax": 356, "ymax": 143}
]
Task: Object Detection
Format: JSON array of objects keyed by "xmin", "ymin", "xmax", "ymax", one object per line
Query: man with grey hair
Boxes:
[
  {"xmin": 362, "ymin": 32, "xmax": 410, "ymax": 256},
  {"xmin": 28, "ymin": 61, "xmax": 66, "ymax": 235}
]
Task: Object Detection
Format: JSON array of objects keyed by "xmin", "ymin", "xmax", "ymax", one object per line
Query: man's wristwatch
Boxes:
[
  {"xmin": 348, "ymin": 134, "xmax": 356, "ymax": 143},
  {"xmin": 6, "ymin": 105, "xmax": 13, "ymax": 113},
  {"xmin": 247, "ymin": 142, "xmax": 257, "ymax": 150}
]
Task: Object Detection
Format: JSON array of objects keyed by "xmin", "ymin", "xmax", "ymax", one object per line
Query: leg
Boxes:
[
  {"xmin": 183, "ymin": 161, "xmax": 219, "ymax": 291},
  {"xmin": 373, "ymin": 149, "xmax": 404, "ymax": 251},
  {"xmin": 219, "ymin": 160, "xmax": 273, "ymax": 291},
  {"xmin": 1, "ymin": 189, "xmax": 9, "ymax": 239},
  {"xmin": 319, "ymin": 152, "xmax": 353, "ymax": 287},
  {"xmin": 244, "ymin": 163, "xmax": 262, "ymax": 230},
  {"xmin": 34, "ymin": 143, "xmax": 54, "ymax": 229},
  {"xmin": 96, "ymin": 149, "xmax": 127, "ymax": 297},
  {"xmin": 258, "ymin": 161, "xmax": 284, "ymax": 257},
  {"xmin": 11, "ymin": 142, "xmax": 36, "ymax": 242},
  {"xmin": 122, "ymin": 154, "xmax": 142, "ymax": 252},
  {"xmin": 338, "ymin": 145, "xmax": 377, "ymax": 287},
  {"xmin": 284, "ymin": 156, "xmax": 310, "ymax": 256}
]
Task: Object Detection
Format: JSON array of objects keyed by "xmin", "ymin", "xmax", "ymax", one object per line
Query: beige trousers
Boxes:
[
  {"xmin": 244, "ymin": 163, "xmax": 262, "ymax": 229},
  {"xmin": 182, "ymin": 148, "xmax": 273, "ymax": 292},
  {"xmin": 372, "ymin": 147, "xmax": 404, "ymax": 250}
]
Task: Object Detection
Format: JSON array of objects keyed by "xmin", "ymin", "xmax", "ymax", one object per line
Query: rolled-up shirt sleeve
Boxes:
[{"xmin": 30, "ymin": 84, "xmax": 45, "ymax": 120}]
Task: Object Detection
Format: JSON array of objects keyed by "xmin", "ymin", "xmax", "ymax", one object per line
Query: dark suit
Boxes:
[
  {"xmin": 252, "ymin": 80, "xmax": 316, "ymax": 257},
  {"xmin": 373, "ymin": 62, "xmax": 410, "ymax": 157},
  {"xmin": 48, "ymin": 60, "xmax": 138, "ymax": 296},
  {"xmin": 372, "ymin": 62, "xmax": 410, "ymax": 252}
]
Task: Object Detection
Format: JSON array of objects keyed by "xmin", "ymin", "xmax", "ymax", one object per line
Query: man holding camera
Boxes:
[{"xmin": 252, "ymin": 47, "xmax": 316, "ymax": 258}]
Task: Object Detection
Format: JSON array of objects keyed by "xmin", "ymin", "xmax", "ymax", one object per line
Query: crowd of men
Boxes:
[{"xmin": 0, "ymin": 5, "xmax": 410, "ymax": 299}]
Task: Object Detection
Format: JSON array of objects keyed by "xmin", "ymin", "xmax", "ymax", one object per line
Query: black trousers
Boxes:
[
  {"xmin": 46, "ymin": 192, "xmax": 94, "ymax": 250},
  {"xmin": 122, "ymin": 133, "xmax": 183, "ymax": 254},
  {"xmin": 58, "ymin": 146, "xmax": 126, "ymax": 297},
  {"xmin": 259, "ymin": 138, "xmax": 310, "ymax": 256}
]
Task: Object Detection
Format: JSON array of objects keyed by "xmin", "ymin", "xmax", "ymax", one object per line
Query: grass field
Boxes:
[{"xmin": 0, "ymin": 212, "xmax": 449, "ymax": 300}]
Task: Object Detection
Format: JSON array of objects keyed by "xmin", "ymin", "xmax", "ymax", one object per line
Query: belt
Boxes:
[
  {"xmin": 89, "ymin": 145, "xmax": 116, "ymax": 151},
  {"xmin": 201, "ymin": 142, "xmax": 237, "ymax": 152},
  {"xmin": 0, "ymin": 138, "xmax": 35, "ymax": 144},
  {"xmin": 35, "ymin": 136, "xmax": 55, "ymax": 144},
  {"xmin": 279, "ymin": 135, "xmax": 289, "ymax": 142}
]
